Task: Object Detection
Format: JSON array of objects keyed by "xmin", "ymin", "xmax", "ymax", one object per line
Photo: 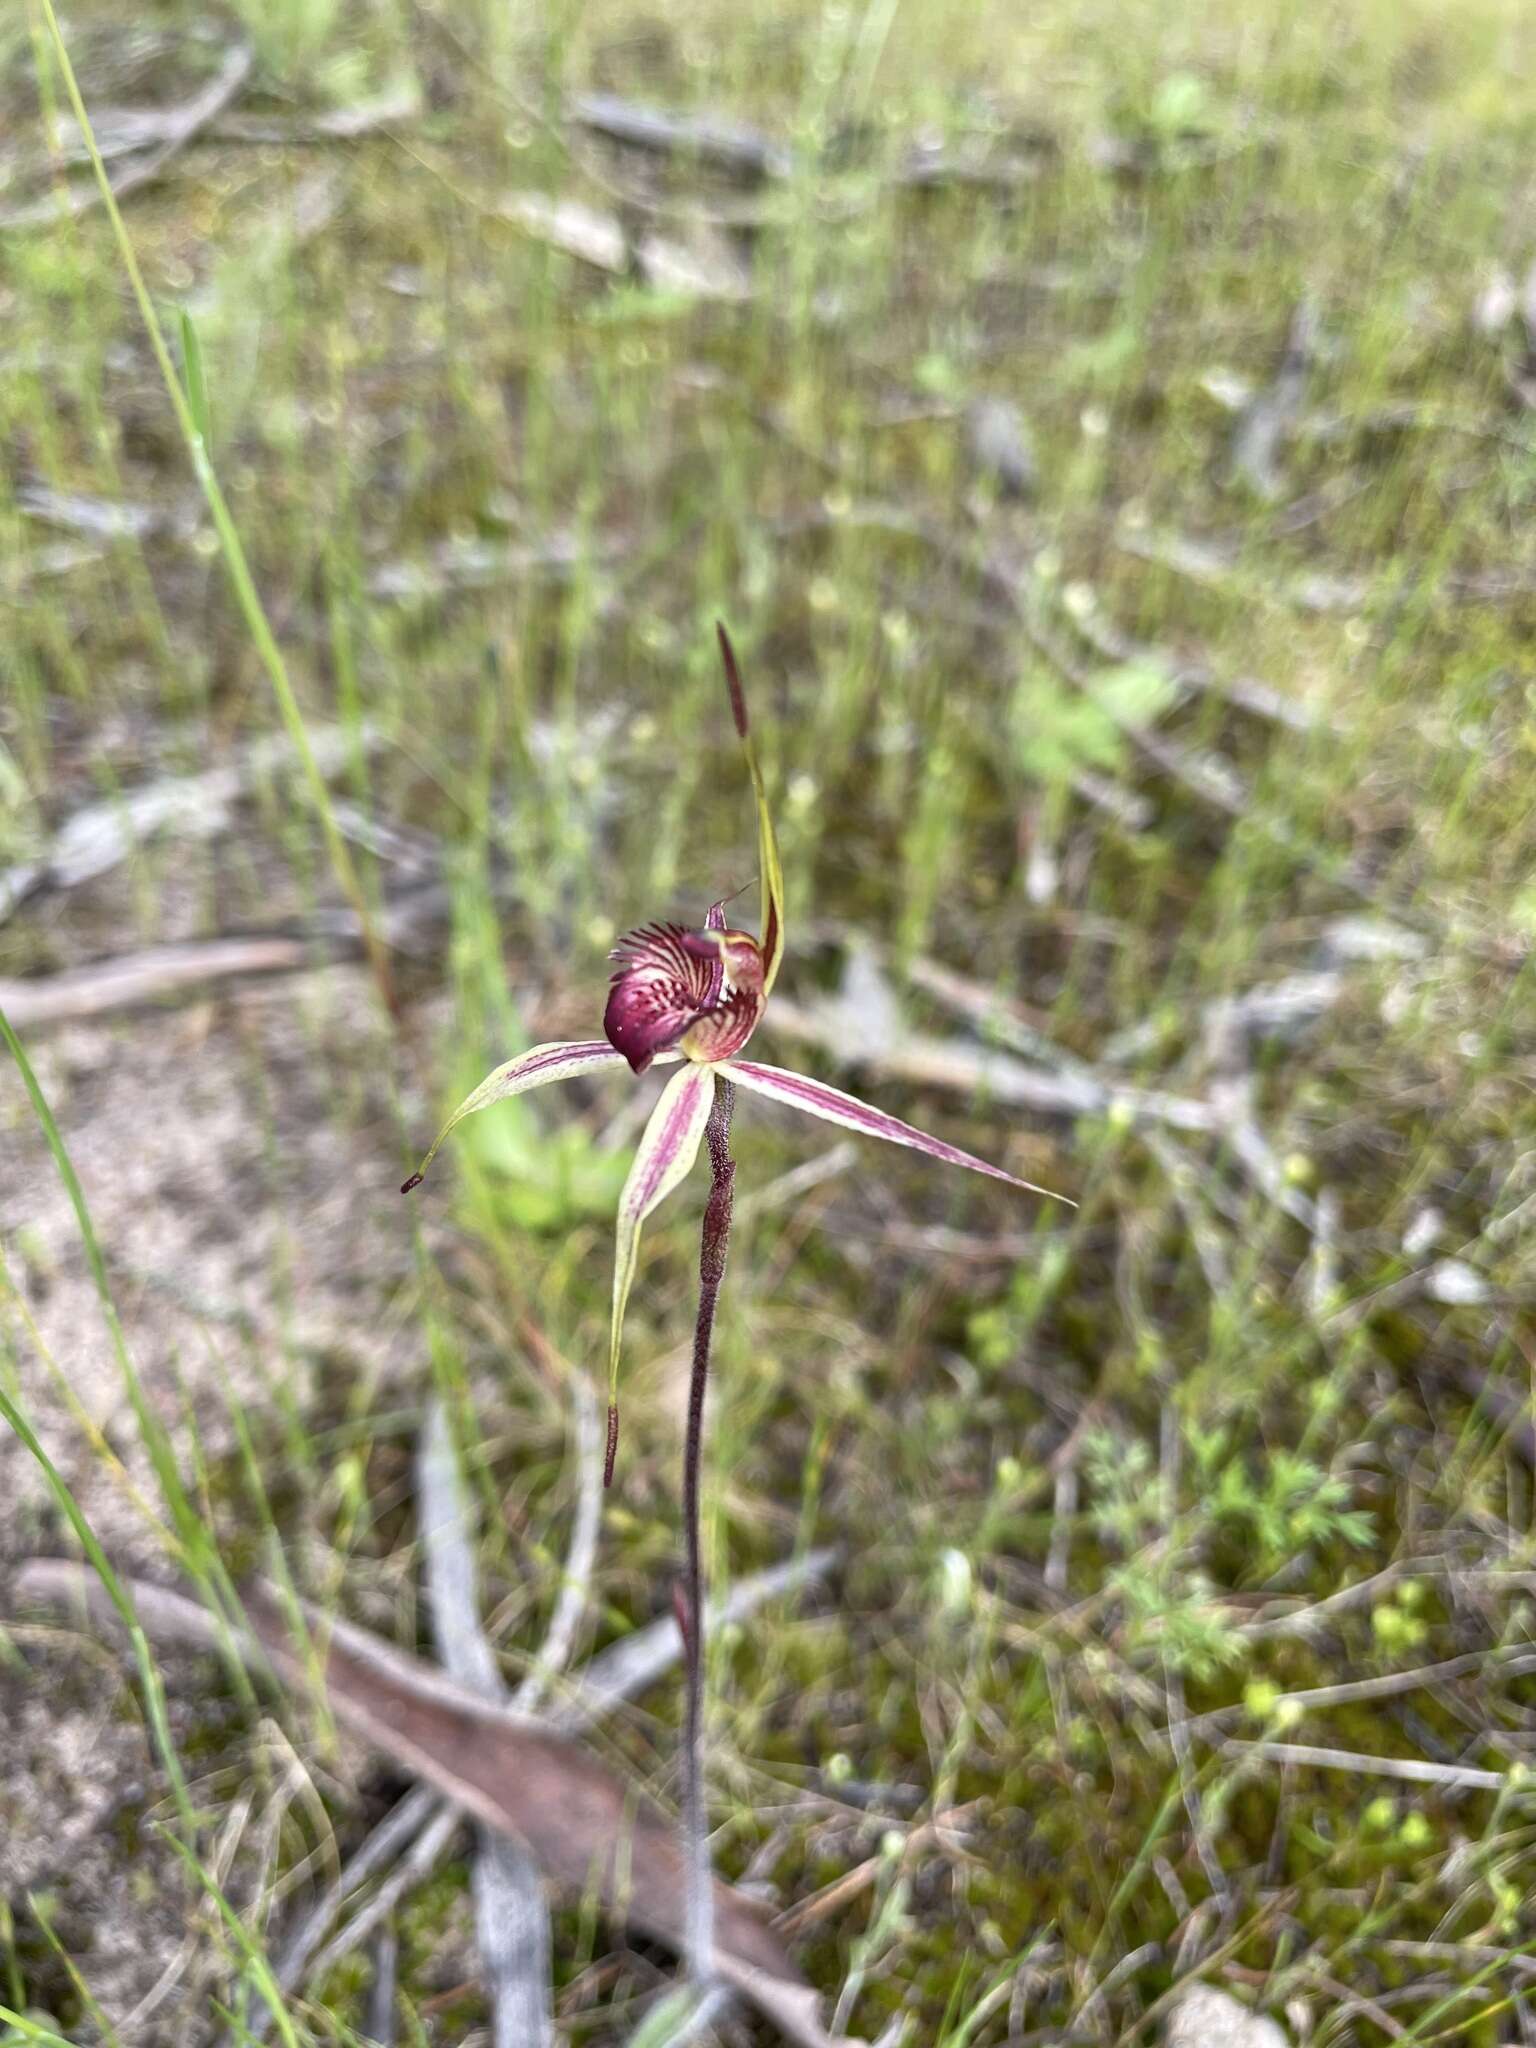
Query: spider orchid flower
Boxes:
[{"xmin": 403, "ymin": 625, "xmax": 1066, "ymax": 1459}]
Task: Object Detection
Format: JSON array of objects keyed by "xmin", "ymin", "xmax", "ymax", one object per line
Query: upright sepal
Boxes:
[
  {"xmin": 727, "ymin": 1059, "xmax": 1070, "ymax": 1202},
  {"xmin": 717, "ymin": 624, "xmax": 785, "ymax": 998},
  {"xmin": 608, "ymin": 1062, "xmax": 719, "ymax": 1430},
  {"xmin": 401, "ymin": 1040, "xmax": 637, "ymax": 1192}
]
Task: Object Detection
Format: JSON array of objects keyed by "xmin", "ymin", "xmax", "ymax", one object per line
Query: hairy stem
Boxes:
[{"xmin": 682, "ymin": 1076, "xmax": 736, "ymax": 1982}]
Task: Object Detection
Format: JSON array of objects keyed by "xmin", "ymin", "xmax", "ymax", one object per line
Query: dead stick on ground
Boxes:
[
  {"xmin": 267, "ymin": 1542, "xmax": 840, "ymax": 1999},
  {"xmin": 419, "ymin": 1399, "xmax": 554, "ymax": 2048},
  {"xmin": 1, "ymin": 44, "xmax": 253, "ymax": 230}
]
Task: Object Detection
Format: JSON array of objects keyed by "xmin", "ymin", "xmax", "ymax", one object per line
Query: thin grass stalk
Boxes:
[
  {"xmin": 0, "ymin": 1379, "xmax": 195, "ymax": 1835},
  {"xmin": 35, "ymin": 0, "xmax": 396, "ymax": 1016},
  {"xmin": 0, "ymin": 1005, "xmax": 248, "ymax": 1642},
  {"xmin": 680, "ymin": 1076, "xmax": 736, "ymax": 1982}
]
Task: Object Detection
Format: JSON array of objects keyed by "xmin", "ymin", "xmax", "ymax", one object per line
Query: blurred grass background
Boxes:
[{"xmin": 4, "ymin": 0, "xmax": 1536, "ymax": 2040}]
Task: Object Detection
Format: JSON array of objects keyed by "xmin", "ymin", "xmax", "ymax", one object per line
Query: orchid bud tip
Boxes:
[
  {"xmin": 400, "ymin": 1172, "xmax": 424, "ymax": 1194},
  {"xmin": 716, "ymin": 621, "xmax": 749, "ymax": 739}
]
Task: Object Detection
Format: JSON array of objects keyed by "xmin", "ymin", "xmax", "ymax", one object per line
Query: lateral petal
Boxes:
[
  {"xmin": 727, "ymin": 1059, "xmax": 1070, "ymax": 1203},
  {"xmin": 401, "ymin": 1041, "xmax": 639, "ymax": 1192}
]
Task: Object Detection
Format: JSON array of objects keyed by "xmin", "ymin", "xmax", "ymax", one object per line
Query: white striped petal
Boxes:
[
  {"xmin": 403, "ymin": 1040, "xmax": 658, "ymax": 1191},
  {"xmin": 727, "ymin": 1059, "xmax": 1069, "ymax": 1203}
]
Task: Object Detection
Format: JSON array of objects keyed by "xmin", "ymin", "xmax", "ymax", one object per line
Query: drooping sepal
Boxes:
[{"xmin": 607, "ymin": 1062, "xmax": 718, "ymax": 1442}]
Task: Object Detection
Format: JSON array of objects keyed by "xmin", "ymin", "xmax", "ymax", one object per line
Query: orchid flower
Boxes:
[{"xmin": 403, "ymin": 625, "xmax": 1065, "ymax": 1465}]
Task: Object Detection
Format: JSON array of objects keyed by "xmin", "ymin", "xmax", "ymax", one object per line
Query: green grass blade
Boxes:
[
  {"xmin": 0, "ymin": 1005, "xmax": 247, "ymax": 1628},
  {"xmin": 160, "ymin": 1834, "xmax": 304, "ymax": 2048},
  {"xmin": 35, "ymin": 0, "xmax": 395, "ymax": 1016},
  {"xmin": 0, "ymin": 2009, "xmax": 80, "ymax": 2048},
  {"xmin": 179, "ymin": 303, "xmax": 211, "ymax": 449},
  {"xmin": 0, "ymin": 1379, "xmax": 194, "ymax": 1831}
]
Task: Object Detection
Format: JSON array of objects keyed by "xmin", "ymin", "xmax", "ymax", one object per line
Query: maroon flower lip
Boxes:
[
  {"xmin": 602, "ymin": 921, "xmax": 722, "ymax": 1074},
  {"xmin": 603, "ymin": 906, "xmax": 769, "ymax": 1074}
]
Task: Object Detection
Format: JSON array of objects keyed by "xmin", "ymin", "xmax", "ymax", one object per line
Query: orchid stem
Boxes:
[{"xmin": 681, "ymin": 1075, "xmax": 735, "ymax": 1985}]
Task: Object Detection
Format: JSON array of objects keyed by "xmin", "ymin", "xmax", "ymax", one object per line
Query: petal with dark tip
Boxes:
[
  {"xmin": 604, "ymin": 922, "xmax": 716, "ymax": 1073},
  {"xmin": 401, "ymin": 1041, "xmax": 640, "ymax": 1192},
  {"xmin": 727, "ymin": 1059, "xmax": 1072, "ymax": 1203}
]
